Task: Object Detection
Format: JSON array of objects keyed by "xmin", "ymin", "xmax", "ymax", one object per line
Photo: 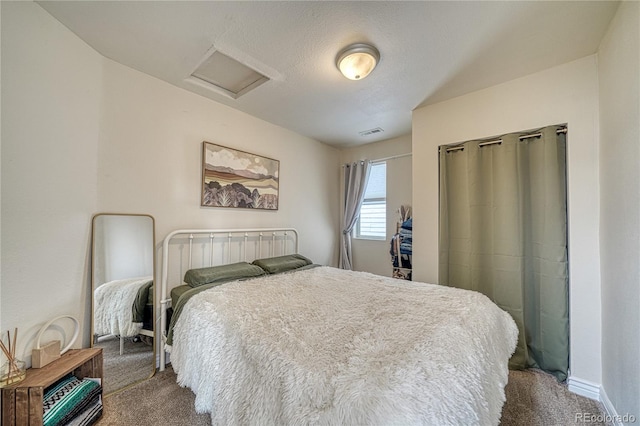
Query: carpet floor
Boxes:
[
  {"xmin": 96, "ymin": 335, "xmax": 155, "ymax": 395},
  {"xmin": 96, "ymin": 367, "xmax": 609, "ymax": 425}
]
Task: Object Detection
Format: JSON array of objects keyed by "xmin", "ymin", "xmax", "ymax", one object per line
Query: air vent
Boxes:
[
  {"xmin": 188, "ymin": 50, "xmax": 269, "ymax": 99},
  {"xmin": 359, "ymin": 127, "xmax": 385, "ymax": 137}
]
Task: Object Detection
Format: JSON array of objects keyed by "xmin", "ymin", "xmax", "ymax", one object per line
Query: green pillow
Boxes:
[
  {"xmin": 183, "ymin": 262, "xmax": 265, "ymax": 287},
  {"xmin": 252, "ymin": 254, "xmax": 313, "ymax": 274}
]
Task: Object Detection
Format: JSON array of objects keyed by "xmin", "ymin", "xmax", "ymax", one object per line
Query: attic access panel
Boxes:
[{"xmin": 190, "ymin": 50, "xmax": 269, "ymax": 99}]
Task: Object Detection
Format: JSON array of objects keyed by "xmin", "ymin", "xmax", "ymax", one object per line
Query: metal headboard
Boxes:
[{"xmin": 159, "ymin": 228, "xmax": 299, "ymax": 369}]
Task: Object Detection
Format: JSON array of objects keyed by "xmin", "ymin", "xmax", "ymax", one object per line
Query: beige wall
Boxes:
[
  {"xmin": 98, "ymin": 58, "xmax": 339, "ymax": 266},
  {"xmin": 412, "ymin": 56, "xmax": 602, "ymax": 385},
  {"xmin": 2, "ymin": 2, "xmax": 102, "ymax": 355},
  {"xmin": 1, "ymin": 2, "xmax": 339, "ymax": 364},
  {"xmin": 340, "ymin": 135, "xmax": 412, "ymax": 276},
  {"xmin": 598, "ymin": 1, "xmax": 640, "ymax": 420}
]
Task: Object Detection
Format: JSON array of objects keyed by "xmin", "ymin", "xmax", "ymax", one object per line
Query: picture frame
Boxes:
[{"xmin": 201, "ymin": 142, "xmax": 279, "ymax": 210}]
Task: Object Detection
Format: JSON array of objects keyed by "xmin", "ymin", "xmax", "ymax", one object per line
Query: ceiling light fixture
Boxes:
[{"xmin": 336, "ymin": 43, "xmax": 380, "ymax": 81}]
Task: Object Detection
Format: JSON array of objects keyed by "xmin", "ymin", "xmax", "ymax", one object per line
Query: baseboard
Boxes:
[
  {"xmin": 567, "ymin": 376, "xmax": 601, "ymax": 400},
  {"xmin": 599, "ymin": 387, "xmax": 624, "ymax": 426},
  {"xmin": 568, "ymin": 376, "xmax": 626, "ymax": 426}
]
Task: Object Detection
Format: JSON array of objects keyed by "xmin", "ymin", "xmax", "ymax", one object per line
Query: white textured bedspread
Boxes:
[
  {"xmin": 171, "ymin": 267, "xmax": 517, "ymax": 426},
  {"xmin": 94, "ymin": 276, "xmax": 152, "ymax": 337}
]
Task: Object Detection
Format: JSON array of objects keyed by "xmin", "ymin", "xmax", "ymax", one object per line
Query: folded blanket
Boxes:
[
  {"xmin": 400, "ymin": 242, "xmax": 412, "ymax": 255},
  {"xmin": 399, "ymin": 227, "xmax": 412, "ymax": 242},
  {"xmin": 43, "ymin": 375, "xmax": 101, "ymax": 426},
  {"xmin": 66, "ymin": 398, "xmax": 102, "ymax": 426}
]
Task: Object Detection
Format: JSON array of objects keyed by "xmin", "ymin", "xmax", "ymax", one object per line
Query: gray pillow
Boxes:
[
  {"xmin": 183, "ymin": 262, "xmax": 265, "ymax": 287},
  {"xmin": 252, "ymin": 254, "xmax": 313, "ymax": 274}
]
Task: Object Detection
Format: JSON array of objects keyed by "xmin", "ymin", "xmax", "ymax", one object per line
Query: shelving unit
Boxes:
[
  {"xmin": 391, "ymin": 205, "xmax": 412, "ymax": 280},
  {"xmin": 1, "ymin": 348, "xmax": 103, "ymax": 426}
]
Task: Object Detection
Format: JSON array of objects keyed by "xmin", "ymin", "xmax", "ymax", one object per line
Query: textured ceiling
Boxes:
[{"xmin": 38, "ymin": 1, "xmax": 619, "ymax": 148}]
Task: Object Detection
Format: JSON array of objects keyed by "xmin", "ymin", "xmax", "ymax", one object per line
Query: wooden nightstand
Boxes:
[{"xmin": 1, "ymin": 348, "xmax": 103, "ymax": 426}]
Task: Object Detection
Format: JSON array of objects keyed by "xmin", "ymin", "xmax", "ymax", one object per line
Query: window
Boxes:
[{"xmin": 356, "ymin": 162, "xmax": 386, "ymax": 239}]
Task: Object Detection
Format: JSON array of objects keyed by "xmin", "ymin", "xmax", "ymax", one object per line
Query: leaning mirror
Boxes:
[{"xmin": 91, "ymin": 213, "xmax": 155, "ymax": 395}]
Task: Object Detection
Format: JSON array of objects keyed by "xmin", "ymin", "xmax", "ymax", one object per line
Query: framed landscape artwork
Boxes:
[{"xmin": 201, "ymin": 142, "xmax": 279, "ymax": 210}]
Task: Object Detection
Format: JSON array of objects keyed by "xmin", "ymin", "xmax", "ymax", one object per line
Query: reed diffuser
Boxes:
[{"xmin": 0, "ymin": 328, "xmax": 26, "ymax": 387}]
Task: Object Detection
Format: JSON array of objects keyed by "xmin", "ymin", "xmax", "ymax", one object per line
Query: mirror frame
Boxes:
[{"xmin": 90, "ymin": 212, "xmax": 156, "ymax": 395}]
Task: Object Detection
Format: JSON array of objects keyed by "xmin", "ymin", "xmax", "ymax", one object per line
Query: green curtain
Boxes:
[{"xmin": 439, "ymin": 125, "xmax": 569, "ymax": 381}]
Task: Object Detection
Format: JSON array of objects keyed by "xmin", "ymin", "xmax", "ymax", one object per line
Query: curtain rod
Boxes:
[
  {"xmin": 342, "ymin": 153, "xmax": 412, "ymax": 167},
  {"xmin": 444, "ymin": 127, "xmax": 567, "ymax": 153},
  {"xmin": 371, "ymin": 153, "xmax": 412, "ymax": 164},
  {"xmin": 341, "ymin": 160, "xmax": 365, "ymax": 168}
]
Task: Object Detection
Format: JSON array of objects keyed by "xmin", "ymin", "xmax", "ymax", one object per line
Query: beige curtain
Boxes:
[
  {"xmin": 439, "ymin": 125, "xmax": 569, "ymax": 381},
  {"xmin": 340, "ymin": 160, "xmax": 371, "ymax": 270}
]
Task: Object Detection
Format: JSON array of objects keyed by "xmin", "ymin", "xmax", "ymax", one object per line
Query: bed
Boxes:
[
  {"xmin": 160, "ymin": 228, "xmax": 518, "ymax": 425},
  {"xmin": 94, "ymin": 276, "xmax": 154, "ymax": 354}
]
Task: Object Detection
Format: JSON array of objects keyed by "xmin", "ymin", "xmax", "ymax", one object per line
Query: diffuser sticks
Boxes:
[{"xmin": 0, "ymin": 328, "xmax": 25, "ymax": 386}]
